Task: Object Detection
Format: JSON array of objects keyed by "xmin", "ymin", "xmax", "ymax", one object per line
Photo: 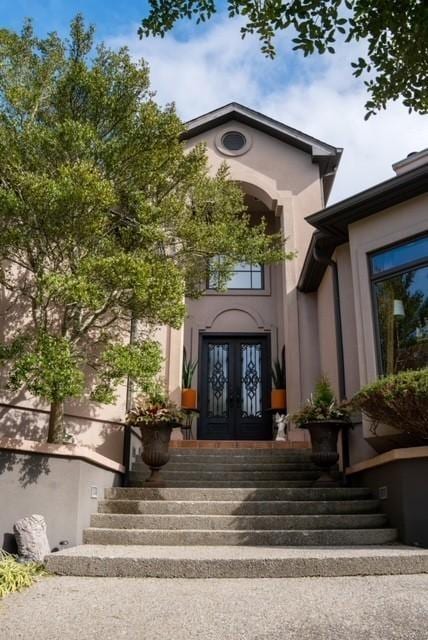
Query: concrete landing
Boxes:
[
  {"xmin": 3, "ymin": 574, "xmax": 428, "ymax": 640},
  {"xmin": 45, "ymin": 544, "xmax": 428, "ymax": 578}
]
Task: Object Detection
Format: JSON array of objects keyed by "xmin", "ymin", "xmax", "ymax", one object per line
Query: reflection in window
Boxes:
[
  {"xmin": 371, "ymin": 235, "xmax": 428, "ymax": 375},
  {"xmin": 371, "ymin": 235, "xmax": 428, "ymax": 274},
  {"xmin": 208, "ymin": 257, "xmax": 264, "ymax": 290}
]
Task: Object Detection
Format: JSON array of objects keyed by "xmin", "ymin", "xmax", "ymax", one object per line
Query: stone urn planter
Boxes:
[
  {"xmin": 126, "ymin": 392, "xmax": 183, "ymax": 488},
  {"xmin": 291, "ymin": 377, "xmax": 352, "ymax": 487},
  {"xmin": 304, "ymin": 420, "xmax": 349, "ymax": 486},
  {"xmin": 140, "ymin": 422, "xmax": 174, "ymax": 487}
]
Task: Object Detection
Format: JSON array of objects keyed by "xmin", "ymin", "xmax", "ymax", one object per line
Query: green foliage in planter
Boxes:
[
  {"xmin": 126, "ymin": 389, "xmax": 184, "ymax": 427},
  {"xmin": 292, "ymin": 376, "xmax": 352, "ymax": 427},
  {"xmin": 271, "ymin": 346, "xmax": 286, "ymax": 389},
  {"xmin": 182, "ymin": 348, "xmax": 197, "ymax": 388},
  {"xmin": 0, "ymin": 551, "xmax": 48, "ymax": 598},
  {"xmin": 352, "ymin": 368, "xmax": 428, "ymax": 439}
]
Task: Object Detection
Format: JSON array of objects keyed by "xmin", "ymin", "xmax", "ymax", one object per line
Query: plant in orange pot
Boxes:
[
  {"xmin": 271, "ymin": 348, "xmax": 286, "ymax": 410},
  {"xmin": 181, "ymin": 348, "xmax": 198, "ymax": 409}
]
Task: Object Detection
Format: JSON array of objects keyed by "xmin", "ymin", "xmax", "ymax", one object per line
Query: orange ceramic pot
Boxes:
[
  {"xmin": 271, "ymin": 389, "xmax": 286, "ymax": 410},
  {"xmin": 181, "ymin": 388, "xmax": 197, "ymax": 409}
]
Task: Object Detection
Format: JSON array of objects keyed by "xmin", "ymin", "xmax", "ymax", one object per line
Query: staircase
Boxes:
[{"xmin": 45, "ymin": 446, "xmax": 428, "ymax": 578}]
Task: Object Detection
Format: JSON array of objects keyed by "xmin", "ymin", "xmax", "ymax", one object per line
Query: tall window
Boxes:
[
  {"xmin": 370, "ymin": 234, "xmax": 428, "ymax": 375},
  {"xmin": 208, "ymin": 257, "xmax": 264, "ymax": 290}
]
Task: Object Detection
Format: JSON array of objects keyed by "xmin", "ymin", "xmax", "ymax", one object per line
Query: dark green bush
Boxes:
[{"xmin": 352, "ymin": 368, "xmax": 428, "ymax": 439}]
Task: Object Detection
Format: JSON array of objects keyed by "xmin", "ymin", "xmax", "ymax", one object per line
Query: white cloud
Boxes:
[{"xmin": 108, "ymin": 18, "xmax": 427, "ymax": 203}]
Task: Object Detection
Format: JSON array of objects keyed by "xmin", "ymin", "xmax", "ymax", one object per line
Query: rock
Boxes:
[{"xmin": 14, "ymin": 514, "xmax": 51, "ymax": 563}]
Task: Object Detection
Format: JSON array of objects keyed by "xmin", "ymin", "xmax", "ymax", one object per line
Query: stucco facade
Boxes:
[{"xmin": 0, "ymin": 104, "xmax": 426, "ymax": 469}]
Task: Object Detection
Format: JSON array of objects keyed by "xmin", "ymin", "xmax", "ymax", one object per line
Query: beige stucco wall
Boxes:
[
  {"xmin": 0, "ymin": 117, "xmax": 357, "ymax": 451},
  {"xmin": 317, "ymin": 267, "xmax": 340, "ymax": 393},
  {"xmin": 0, "ymin": 322, "xmax": 184, "ymax": 461},
  {"xmin": 349, "ymin": 193, "xmax": 428, "ymax": 446},
  {"xmin": 183, "ymin": 121, "xmax": 327, "ymax": 440}
]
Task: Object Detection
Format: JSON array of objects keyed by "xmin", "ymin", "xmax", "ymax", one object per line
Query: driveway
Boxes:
[{"xmin": 1, "ymin": 574, "xmax": 428, "ymax": 639}]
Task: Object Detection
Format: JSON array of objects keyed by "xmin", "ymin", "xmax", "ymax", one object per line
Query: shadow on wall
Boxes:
[
  {"xmin": 0, "ymin": 402, "xmax": 52, "ymax": 487},
  {"xmin": 0, "ymin": 386, "xmax": 125, "ymax": 469},
  {"xmin": 0, "ymin": 451, "xmax": 51, "ymax": 488}
]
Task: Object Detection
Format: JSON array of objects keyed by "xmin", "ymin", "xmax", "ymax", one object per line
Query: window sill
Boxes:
[{"xmin": 203, "ymin": 288, "xmax": 271, "ymax": 297}]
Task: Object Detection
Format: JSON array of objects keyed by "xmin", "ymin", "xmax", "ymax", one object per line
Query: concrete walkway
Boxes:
[{"xmin": 1, "ymin": 574, "xmax": 428, "ymax": 640}]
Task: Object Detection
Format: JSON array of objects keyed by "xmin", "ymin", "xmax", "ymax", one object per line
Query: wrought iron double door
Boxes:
[{"xmin": 199, "ymin": 335, "xmax": 271, "ymax": 440}]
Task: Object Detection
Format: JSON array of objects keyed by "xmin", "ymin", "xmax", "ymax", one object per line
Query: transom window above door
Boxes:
[{"xmin": 208, "ymin": 256, "xmax": 264, "ymax": 290}]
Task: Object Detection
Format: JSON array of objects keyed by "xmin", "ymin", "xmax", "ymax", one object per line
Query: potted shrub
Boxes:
[
  {"xmin": 126, "ymin": 389, "xmax": 183, "ymax": 486},
  {"xmin": 271, "ymin": 347, "xmax": 286, "ymax": 410},
  {"xmin": 292, "ymin": 377, "xmax": 352, "ymax": 485},
  {"xmin": 181, "ymin": 348, "xmax": 198, "ymax": 409},
  {"xmin": 352, "ymin": 368, "xmax": 428, "ymax": 440}
]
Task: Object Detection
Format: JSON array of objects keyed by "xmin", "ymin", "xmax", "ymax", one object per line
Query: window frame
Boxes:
[
  {"xmin": 369, "ymin": 231, "xmax": 428, "ymax": 375},
  {"xmin": 206, "ymin": 259, "xmax": 265, "ymax": 292}
]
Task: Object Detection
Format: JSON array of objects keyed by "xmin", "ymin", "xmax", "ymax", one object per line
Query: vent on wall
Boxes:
[{"xmin": 378, "ymin": 486, "xmax": 388, "ymax": 500}]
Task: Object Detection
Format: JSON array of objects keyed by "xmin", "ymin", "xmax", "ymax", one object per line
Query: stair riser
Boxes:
[
  {"xmin": 128, "ymin": 481, "xmax": 316, "ymax": 488},
  {"xmin": 129, "ymin": 471, "xmax": 320, "ymax": 481},
  {"xmin": 167, "ymin": 455, "xmax": 313, "ymax": 463},
  {"xmin": 83, "ymin": 528, "xmax": 397, "ymax": 546},
  {"xmin": 105, "ymin": 487, "xmax": 372, "ymax": 501},
  {"xmin": 90, "ymin": 513, "xmax": 387, "ymax": 530},
  {"xmin": 98, "ymin": 499, "xmax": 381, "ymax": 516},
  {"xmin": 169, "ymin": 449, "xmax": 313, "ymax": 453},
  {"xmin": 132, "ymin": 463, "xmax": 318, "ymax": 472},
  {"xmin": 46, "ymin": 554, "xmax": 427, "ymax": 579}
]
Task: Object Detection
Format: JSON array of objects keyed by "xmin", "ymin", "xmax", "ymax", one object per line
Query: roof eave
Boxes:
[
  {"xmin": 183, "ymin": 102, "xmax": 341, "ymax": 166},
  {"xmin": 298, "ymin": 164, "xmax": 428, "ymax": 293},
  {"xmin": 306, "ymin": 164, "xmax": 428, "ymax": 238}
]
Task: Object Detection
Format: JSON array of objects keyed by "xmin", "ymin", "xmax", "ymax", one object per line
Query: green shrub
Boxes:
[
  {"xmin": 352, "ymin": 368, "xmax": 428, "ymax": 438},
  {"xmin": 0, "ymin": 551, "xmax": 48, "ymax": 598},
  {"xmin": 292, "ymin": 376, "xmax": 352, "ymax": 427}
]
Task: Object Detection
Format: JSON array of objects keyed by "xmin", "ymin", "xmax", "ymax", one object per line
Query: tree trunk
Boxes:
[{"xmin": 47, "ymin": 400, "xmax": 65, "ymax": 444}]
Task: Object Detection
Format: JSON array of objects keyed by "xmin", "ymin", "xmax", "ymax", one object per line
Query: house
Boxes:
[{"xmin": 1, "ymin": 103, "xmax": 427, "ymax": 553}]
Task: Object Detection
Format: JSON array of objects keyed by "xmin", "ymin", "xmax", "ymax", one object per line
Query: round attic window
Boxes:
[
  {"xmin": 215, "ymin": 129, "xmax": 252, "ymax": 156},
  {"xmin": 221, "ymin": 131, "xmax": 247, "ymax": 152}
]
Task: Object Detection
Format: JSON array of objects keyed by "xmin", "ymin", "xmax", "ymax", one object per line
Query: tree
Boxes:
[
  {"xmin": 140, "ymin": 0, "xmax": 428, "ymax": 118},
  {"xmin": 0, "ymin": 16, "xmax": 286, "ymax": 443}
]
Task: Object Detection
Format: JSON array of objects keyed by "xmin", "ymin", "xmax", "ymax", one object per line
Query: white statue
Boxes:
[{"xmin": 275, "ymin": 413, "xmax": 288, "ymax": 441}]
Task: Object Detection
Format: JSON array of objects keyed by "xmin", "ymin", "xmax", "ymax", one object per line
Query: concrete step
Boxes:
[
  {"xmin": 46, "ymin": 545, "xmax": 428, "ymax": 578},
  {"xmin": 83, "ymin": 527, "xmax": 397, "ymax": 546},
  {"xmin": 128, "ymin": 470, "xmax": 320, "ymax": 481},
  {"xmin": 132, "ymin": 462, "xmax": 318, "ymax": 472},
  {"xmin": 98, "ymin": 498, "xmax": 381, "ymax": 516},
  {"xmin": 167, "ymin": 453, "xmax": 313, "ymax": 463},
  {"xmin": 90, "ymin": 513, "xmax": 388, "ymax": 531},
  {"xmin": 127, "ymin": 480, "xmax": 316, "ymax": 488},
  {"xmin": 169, "ymin": 448, "xmax": 311, "ymax": 456},
  {"xmin": 105, "ymin": 486, "xmax": 373, "ymax": 501}
]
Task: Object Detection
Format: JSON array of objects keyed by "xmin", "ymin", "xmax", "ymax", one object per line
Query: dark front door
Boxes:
[{"xmin": 199, "ymin": 335, "xmax": 271, "ymax": 440}]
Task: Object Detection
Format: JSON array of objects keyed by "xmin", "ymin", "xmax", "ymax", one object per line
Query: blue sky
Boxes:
[{"xmin": 1, "ymin": 1, "xmax": 426, "ymax": 202}]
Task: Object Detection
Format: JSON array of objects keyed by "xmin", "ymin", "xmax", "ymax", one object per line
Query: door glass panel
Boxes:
[
  {"xmin": 240, "ymin": 343, "xmax": 263, "ymax": 418},
  {"xmin": 207, "ymin": 344, "xmax": 229, "ymax": 417}
]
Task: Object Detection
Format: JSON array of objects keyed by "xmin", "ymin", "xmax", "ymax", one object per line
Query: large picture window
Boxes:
[
  {"xmin": 370, "ymin": 234, "xmax": 428, "ymax": 375},
  {"xmin": 208, "ymin": 257, "xmax": 264, "ymax": 290}
]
